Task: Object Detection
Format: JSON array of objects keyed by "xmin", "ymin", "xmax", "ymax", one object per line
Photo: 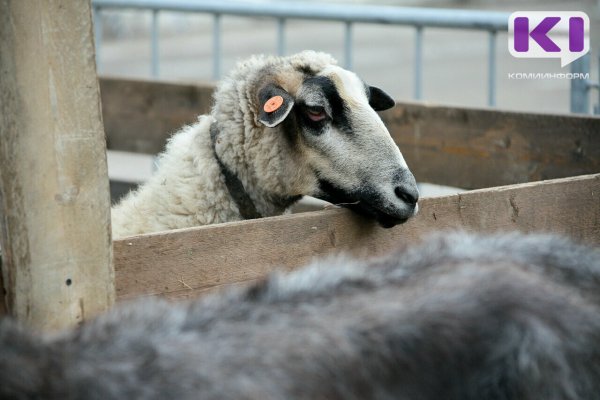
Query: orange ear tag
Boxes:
[{"xmin": 263, "ymin": 95, "xmax": 284, "ymax": 113}]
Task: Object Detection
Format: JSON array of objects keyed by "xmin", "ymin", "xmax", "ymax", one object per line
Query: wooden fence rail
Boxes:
[
  {"xmin": 101, "ymin": 77, "xmax": 600, "ymax": 301},
  {"xmin": 2, "ymin": 5, "xmax": 598, "ymax": 329},
  {"xmin": 4, "ymin": 75, "xmax": 598, "ymax": 317},
  {"xmin": 100, "ymin": 77, "xmax": 600, "ymax": 190},
  {"xmin": 114, "ymin": 174, "xmax": 600, "ymax": 301}
]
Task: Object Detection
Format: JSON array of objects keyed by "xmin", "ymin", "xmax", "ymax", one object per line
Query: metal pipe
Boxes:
[
  {"xmin": 213, "ymin": 13, "xmax": 221, "ymax": 80},
  {"xmin": 597, "ymin": 53, "xmax": 600, "ymax": 114},
  {"xmin": 414, "ymin": 26, "xmax": 423, "ymax": 101},
  {"xmin": 488, "ymin": 30, "xmax": 497, "ymax": 107},
  {"xmin": 92, "ymin": 6, "xmax": 103, "ymax": 72},
  {"xmin": 91, "ymin": 0, "xmax": 510, "ymax": 31},
  {"xmin": 277, "ymin": 18, "xmax": 286, "ymax": 56},
  {"xmin": 91, "ymin": 0, "xmax": 514, "ymax": 110},
  {"xmin": 570, "ymin": 54, "xmax": 590, "ymax": 113},
  {"xmin": 151, "ymin": 9, "xmax": 159, "ymax": 77},
  {"xmin": 344, "ymin": 22, "xmax": 353, "ymax": 70}
]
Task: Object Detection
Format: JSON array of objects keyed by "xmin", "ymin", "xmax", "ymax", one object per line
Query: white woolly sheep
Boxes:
[
  {"xmin": 111, "ymin": 51, "xmax": 419, "ymax": 238},
  {"xmin": 1, "ymin": 231, "xmax": 600, "ymax": 399}
]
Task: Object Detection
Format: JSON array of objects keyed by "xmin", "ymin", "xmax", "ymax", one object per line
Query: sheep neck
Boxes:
[{"xmin": 210, "ymin": 123, "xmax": 263, "ymax": 220}]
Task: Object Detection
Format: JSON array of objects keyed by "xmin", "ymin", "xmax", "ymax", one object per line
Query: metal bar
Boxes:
[
  {"xmin": 344, "ymin": 22, "xmax": 353, "ymax": 70},
  {"xmin": 277, "ymin": 18, "xmax": 286, "ymax": 56},
  {"xmin": 414, "ymin": 26, "xmax": 423, "ymax": 101},
  {"xmin": 595, "ymin": 53, "xmax": 600, "ymax": 115},
  {"xmin": 151, "ymin": 9, "xmax": 159, "ymax": 77},
  {"xmin": 487, "ymin": 30, "xmax": 497, "ymax": 107},
  {"xmin": 570, "ymin": 54, "xmax": 590, "ymax": 114},
  {"xmin": 91, "ymin": 0, "xmax": 510, "ymax": 31},
  {"xmin": 92, "ymin": 6, "xmax": 103, "ymax": 72},
  {"xmin": 213, "ymin": 13, "xmax": 221, "ymax": 80},
  {"xmin": 597, "ymin": 53, "xmax": 600, "ymax": 115}
]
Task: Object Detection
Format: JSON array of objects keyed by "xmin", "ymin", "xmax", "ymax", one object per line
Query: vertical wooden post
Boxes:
[{"xmin": 0, "ymin": 0, "xmax": 115, "ymax": 331}]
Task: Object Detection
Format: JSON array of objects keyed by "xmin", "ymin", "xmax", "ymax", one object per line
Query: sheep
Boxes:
[
  {"xmin": 2, "ymin": 231, "xmax": 600, "ymax": 400},
  {"xmin": 111, "ymin": 51, "xmax": 419, "ymax": 238}
]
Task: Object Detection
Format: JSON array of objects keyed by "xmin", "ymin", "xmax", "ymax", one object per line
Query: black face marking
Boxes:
[
  {"xmin": 295, "ymin": 101, "xmax": 329, "ymax": 136},
  {"xmin": 316, "ymin": 179, "xmax": 410, "ymax": 229},
  {"xmin": 296, "ymin": 64, "xmax": 316, "ymax": 76},
  {"xmin": 296, "ymin": 76, "xmax": 353, "ymax": 136}
]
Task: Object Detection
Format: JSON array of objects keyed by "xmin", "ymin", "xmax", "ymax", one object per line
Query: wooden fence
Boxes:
[
  {"xmin": 1, "ymin": 58, "xmax": 599, "ymax": 327},
  {"xmin": 100, "ymin": 77, "xmax": 600, "ymax": 301}
]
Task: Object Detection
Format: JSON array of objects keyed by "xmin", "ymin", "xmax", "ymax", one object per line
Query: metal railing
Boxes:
[
  {"xmin": 91, "ymin": 0, "xmax": 597, "ymax": 113},
  {"xmin": 571, "ymin": 53, "xmax": 600, "ymax": 114}
]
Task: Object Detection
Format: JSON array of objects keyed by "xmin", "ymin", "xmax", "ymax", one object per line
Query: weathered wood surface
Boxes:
[
  {"xmin": 100, "ymin": 78, "xmax": 600, "ymax": 189},
  {"xmin": 0, "ymin": 1, "xmax": 115, "ymax": 329},
  {"xmin": 0, "ymin": 272, "xmax": 6, "ymax": 316},
  {"xmin": 101, "ymin": 77, "xmax": 214, "ymax": 154},
  {"xmin": 113, "ymin": 174, "xmax": 600, "ymax": 302},
  {"xmin": 382, "ymin": 104, "xmax": 600, "ymax": 189}
]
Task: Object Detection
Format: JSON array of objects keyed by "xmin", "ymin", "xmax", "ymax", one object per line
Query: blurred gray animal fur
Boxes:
[{"xmin": 1, "ymin": 232, "xmax": 600, "ymax": 400}]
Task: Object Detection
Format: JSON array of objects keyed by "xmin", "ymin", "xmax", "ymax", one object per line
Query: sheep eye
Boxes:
[{"xmin": 306, "ymin": 106, "xmax": 327, "ymax": 122}]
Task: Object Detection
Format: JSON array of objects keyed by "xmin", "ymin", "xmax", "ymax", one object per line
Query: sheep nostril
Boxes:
[{"xmin": 395, "ymin": 186, "xmax": 418, "ymax": 206}]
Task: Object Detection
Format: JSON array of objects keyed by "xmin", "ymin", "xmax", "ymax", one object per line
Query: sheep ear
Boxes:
[
  {"xmin": 258, "ymin": 84, "xmax": 295, "ymax": 128},
  {"xmin": 368, "ymin": 86, "xmax": 395, "ymax": 111}
]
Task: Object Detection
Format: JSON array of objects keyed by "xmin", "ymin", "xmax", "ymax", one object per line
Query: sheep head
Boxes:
[{"xmin": 214, "ymin": 51, "xmax": 419, "ymax": 228}]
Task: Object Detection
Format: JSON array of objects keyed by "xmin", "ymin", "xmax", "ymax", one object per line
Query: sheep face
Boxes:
[{"xmin": 258, "ymin": 64, "xmax": 419, "ymax": 228}]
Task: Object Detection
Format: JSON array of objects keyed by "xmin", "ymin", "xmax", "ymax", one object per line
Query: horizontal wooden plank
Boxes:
[
  {"xmin": 114, "ymin": 173, "xmax": 600, "ymax": 302},
  {"xmin": 381, "ymin": 104, "xmax": 600, "ymax": 189},
  {"xmin": 100, "ymin": 77, "xmax": 600, "ymax": 189},
  {"xmin": 100, "ymin": 77, "xmax": 214, "ymax": 154}
]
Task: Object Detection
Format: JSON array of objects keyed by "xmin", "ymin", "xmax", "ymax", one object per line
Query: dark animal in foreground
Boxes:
[{"xmin": 1, "ymin": 232, "xmax": 600, "ymax": 399}]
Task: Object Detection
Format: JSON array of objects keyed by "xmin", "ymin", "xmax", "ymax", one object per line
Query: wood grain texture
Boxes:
[
  {"xmin": 114, "ymin": 174, "xmax": 600, "ymax": 302},
  {"xmin": 100, "ymin": 77, "xmax": 214, "ymax": 154},
  {"xmin": 100, "ymin": 78, "xmax": 600, "ymax": 189},
  {"xmin": 0, "ymin": 1, "xmax": 114, "ymax": 329},
  {"xmin": 0, "ymin": 269, "xmax": 6, "ymax": 316},
  {"xmin": 381, "ymin": 104, "xmax": 600, "ymax": 189}
]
